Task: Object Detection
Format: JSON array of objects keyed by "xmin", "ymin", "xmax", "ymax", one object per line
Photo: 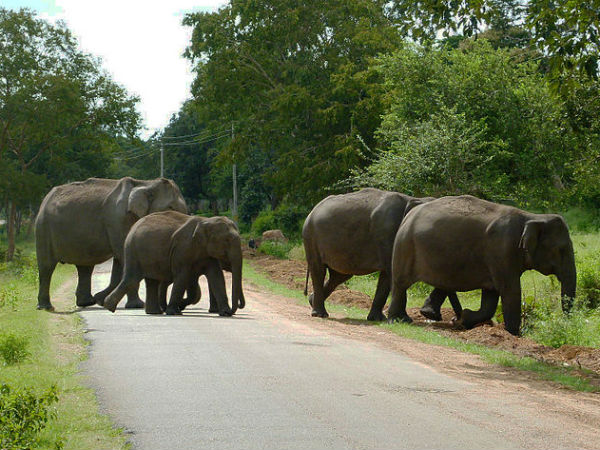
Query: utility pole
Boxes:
[
  {"xmin": 160, "ymin": 143, "xmax": 164, "ymax": 178},
  {"xmin": 232, "ymin": 122, "xmax": 238, "ymax": 224}
]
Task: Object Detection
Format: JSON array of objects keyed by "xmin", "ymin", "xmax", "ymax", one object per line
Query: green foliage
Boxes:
[
  {"xmin": 257, "ymin": 241, "xmax": 296, "ymax": 259},
  {"xmin": 250, "ymin": 209, "xmax": 276, "ymax": 235},
  {"xmin": 576, "ymin": 256, "xmax": 600, "ymax": 309},
  {"xmin": 0, "ymin": 384, "xmax": 60, "ymax": 450},
  {"xmin": 523, "ymin": 297, "xmax": 600, "ymax": 348},
  {"xmin": 351, "ymin": 41, "xmax": 576, "ymax": 206},
  {"xmin": 0, "ymin": 333, "xmax": 29, "ymax": 365},
  {"xmin": 183, "ymin": 0, "xmax": 403, "ymax": 205}
]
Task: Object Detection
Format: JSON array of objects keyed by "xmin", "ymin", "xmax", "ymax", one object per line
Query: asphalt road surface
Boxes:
[{"xmin": 79, "ymin": 260, "xmax": 600, "ymax": 450}]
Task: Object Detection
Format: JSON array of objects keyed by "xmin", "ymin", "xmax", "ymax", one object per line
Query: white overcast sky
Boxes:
[{"xmin": 5, "ymin": 0, "xmax": 227, "ymax": 137}]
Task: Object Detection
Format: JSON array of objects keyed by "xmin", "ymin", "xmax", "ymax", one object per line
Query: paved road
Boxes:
[{"xmin": 79, "ymin": 261, "xmax": 595, "ymax": 450}]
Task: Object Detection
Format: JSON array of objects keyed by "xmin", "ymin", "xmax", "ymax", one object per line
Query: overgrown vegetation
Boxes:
[
  {"xmin": 0, "ymin": 384, "xmax": 60, "ymax": 450},
  {"xmin": 0, "ymin": 237, "xmax": 128, "ymax": 450}
]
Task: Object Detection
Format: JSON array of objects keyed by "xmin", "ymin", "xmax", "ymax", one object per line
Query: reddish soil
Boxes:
[{"xmin": 248, "ymin": 251, "xmax": 600, "ymax": 379}]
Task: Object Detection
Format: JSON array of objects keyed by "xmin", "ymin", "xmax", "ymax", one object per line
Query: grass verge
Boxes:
[
  {"xmin": 0, "ymin": 241, "xmax": 128, "ymax": 450},
  {"xmin": 243, "ymin": 260, "xmax": 600, "ymax": 393}
]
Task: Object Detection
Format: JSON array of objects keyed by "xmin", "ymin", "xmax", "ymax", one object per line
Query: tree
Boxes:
[
  {"xmin": 0, "ymin": 8, "xmax": 140, "ymax": 259},
  {"xmin": 183, "ymin": 0, "xmax": 402, "ymax": 205},
  {"xmin": 351, "ymin": 41, "xmax": 576, "ymax": 206},
  {"xmin": 390, "ymin": 0, "xmax": 600, "ymax": 81}
]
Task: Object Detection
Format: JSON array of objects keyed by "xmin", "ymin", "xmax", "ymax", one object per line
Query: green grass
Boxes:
[
  {"xmin": 244, "ymin": 259, "xmax": 600, "ymax": 392},
  {"xmin": 0, "ymin": 238, "xmax": 128, "ymax": 450}
]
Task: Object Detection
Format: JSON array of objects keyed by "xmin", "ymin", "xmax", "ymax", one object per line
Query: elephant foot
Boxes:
[
  {"xmin": 366, "ymin": 311, "xmax": 387, "ymax": 321},
  {"xmin": 218, "ymin": 308, "xmax": 233, "ymax": 317},
  {"xmin": 311, "ymin": 309, "xmax": 329, "ymax": 318},
  {"xmin": 145, "ymin": 306, "xmax": 163, "ymax": 315},
  {"xmin": 76, "ymin": 295, "xmax": 96, "ymax": 308},
  {"xmin": 93, "ymin": 292, "xmax": 107, "ymax": 306},
  {"xmin": 165, "ymin": 307, "xmax": 182, "ymax": 315},
  {"xmin": 124, "ymin": 298, "xmax": 145, "ymax": 309},
  {"xmin": 308, "ymin": 293, "xmax": 314, "ymax": 307},
  {"xmin": 36, "ymin": 302, "xmax": 55, "ymax": 312},
  {"xmin": 387, "ymin": 314, "xmax": 413, "ymax": 325},
  {"xmin": 208, "ymin": 307, "xmax": 219, "ymax": 313},
  {"xmin": 419, "ymin": 305, "xmax": 442, "ymax": 321}
]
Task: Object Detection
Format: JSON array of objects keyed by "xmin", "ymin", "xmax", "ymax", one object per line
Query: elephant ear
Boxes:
[
  {"xmin": 169, "ymin": 219, "xmax": 200, "ymax": 270},
  {"xmin": 519, "ymin": 220, "xmax": 544, "ymax": 254},
  {"xmin": 127, "ymin": 186, "xmax": 150, "ymax": 219},
  {"xmin": 404, "ymin": 198, "xmax": 426, "ymax": 217}
]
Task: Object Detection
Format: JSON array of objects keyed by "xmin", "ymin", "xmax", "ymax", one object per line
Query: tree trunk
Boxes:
[{"xmin": 6, "ymin": 201, "xmax": 16, "ymax": 261}]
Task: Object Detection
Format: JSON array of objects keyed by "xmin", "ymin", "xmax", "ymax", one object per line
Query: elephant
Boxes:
[
  {"xmin": 387, "ymin": 195, "xmax": 577, "ymax": 336},
  {"xmin": 302, "ymin": 188, "xmax": 462, "ymax": 321},
  {"xmin": 35, "ymin": 177, "xmax": 188, "ymax": 311},
  {"xmin": 102, "ymin": 211, "xmax": 245, "ymax": 316}
]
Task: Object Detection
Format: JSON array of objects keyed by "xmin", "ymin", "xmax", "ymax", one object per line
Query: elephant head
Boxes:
[
  {"xmin": 191, "ymin": 216, "xmax": 245, "ymax": 313},
  {"xmin": 123, "ymin": 178, "xmax": 188, "ymax": 219},
  {"xmin": 519, "ymin": 215, "xmax": 576, "ymax": 311}
]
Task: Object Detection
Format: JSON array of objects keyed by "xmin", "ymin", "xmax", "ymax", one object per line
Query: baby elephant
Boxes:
[{"xmin": 103, "ymin": 211, "xmax": 245, "ymax": 315}]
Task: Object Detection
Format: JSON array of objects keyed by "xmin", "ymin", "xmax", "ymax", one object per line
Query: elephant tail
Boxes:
[{"xmin": 303, "ymin": 267, "xmax": 309, "ymax": 296}]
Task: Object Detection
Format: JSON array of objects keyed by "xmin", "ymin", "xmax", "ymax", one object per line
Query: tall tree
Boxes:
[
  {"xmin": 0, "ymin": 8, "xmax": 141, "ymax": 259},
  {"xmin": 183, "ymin": 0, "xmax": 402, "ymax": 205}
]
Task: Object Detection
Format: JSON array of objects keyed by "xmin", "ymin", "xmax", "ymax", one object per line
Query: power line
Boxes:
[
  {"xmin": 160, "ymin": 132, "xmax": 231, "ymax": 147},
  {"xmin": 160, "ymin": 125, "xmax": 229, "ymax": 141}
]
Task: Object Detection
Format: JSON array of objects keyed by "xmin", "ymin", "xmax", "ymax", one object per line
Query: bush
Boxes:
[
  {"xmin": 257, "ymin": 241, "xmax": 295, "ymax": 259},
  {"xmin": 250, "ymin": 204, "xmax": 308, "ymax": 238},
  {"xmin": 0, "ymin": 333, "xmax": 30, "ymax": 365},
  {"xmin": 251, "ymin": 209, "xmax": 277, "ymax": 235},
  {"xmin": 0, "ymin": 384, "xmax": 60, "ymax": 450},
  {"xmin": 522, "ymin": 297, "xmax": 600, "ymax": 348},
  {"xmin": 0, "ymin": 285, "xmax": 19, "ymax": 310},
  {"xmin": 577, "ymin": 258, "xmax": 600, "ymax": 308}
]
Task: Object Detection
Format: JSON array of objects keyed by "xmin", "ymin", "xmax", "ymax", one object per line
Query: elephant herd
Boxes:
[
  {"xmin": 35, "ymin": 178, "xmax": 576, "ymax": 337},
  {"xmin": 302, "ymin": 188, "xmax": 576, "ymax": 336},
  {"xmin": 35, "ymin": 177, "xmax": 244, "ymax": 317}
]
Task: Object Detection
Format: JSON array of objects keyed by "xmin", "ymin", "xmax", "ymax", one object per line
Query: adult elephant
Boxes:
[
  {"xmin": 302, "ymin": 188, "xmax": 461, "ymax": 320},
  {"xmin": 103, "ymin": 211, "xmax": 245, "ymax": 316},
  {"xmin": 388, "ymin": 195, "xmax": 577, "ymax": 335},
  {"xmin": 35, "ymin": 177, "xmax": 188, "ymax": 311}
]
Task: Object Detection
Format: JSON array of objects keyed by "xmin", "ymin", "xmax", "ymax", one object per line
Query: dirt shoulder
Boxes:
[{"xmin": 247, "ymin": 250, "xmax": 600, "ymax": 380}]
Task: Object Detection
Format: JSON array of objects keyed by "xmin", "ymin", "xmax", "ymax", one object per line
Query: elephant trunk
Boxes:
[
  {"xmin": 559, "ymin": 249, "xmax": 577, "ymax": 313},
  {"xmin": 228, "ymin": 244, "xmax": 244, "ymax": 314}
]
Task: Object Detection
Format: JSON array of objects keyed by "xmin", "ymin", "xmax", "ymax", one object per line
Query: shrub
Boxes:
[
  {"xmin": 258, "ymin": 241, "xmax": 295, "ymax": 259},
  {"xmin": 0, "ymin": 285, "xmax": 19, "ymax": 310},
  {"xmin": 577, "ymin": 258, "xmax": 600, "ymax": 308},
  {"xmin": 0, "ymin": 384, "xmax": 60, "ymax": 450},
  {"xmin": 0, "ymin": 333, "xmax": 30, "ymax": 365},
  {"xmin": 251, "ymin": 209, "xmax": 276, "ymax": 235}
]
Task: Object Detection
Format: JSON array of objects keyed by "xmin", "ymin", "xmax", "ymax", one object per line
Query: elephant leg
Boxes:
[
  {"xmin": 94, "ymin": 259, "xmax": 123, "ymax": 306},
  {"xmin": 499, "ymin": 283, "xmax": 522, "ymax": 336},
  {"xmin": 37, "ymin": 260, "xmax": 57, "ymax": 311},
  {"xmin": 307, "ymin": 269, "xmax": 352, "ymax": 308},
  {"xmin": 75, "ymin": 265, "xmax": 96, "ymax": 307},
  {"xmin": 124, "ymin": 270, "xmax": 144, "ymax": 310},
  {"xmin": 208, "ymin": 290, "xmax": 218, "ymax": 313},
  {"xmin": 180, "ymin": 280, "xmax": 201, "ymax": 311},
  {"xmin": 420, "ymin": 288, "xmax": 450, "ymax": 321},
  {"xmin": 367, "ymin": 271, "xmax": 391, "ymax": 322},
  {"xmin": 103, "ymin": 274, "xmax": 140, "ymax": 313},
  {"xmin": 144, "ymin": 278, "xmax": 163, "ymax": 314},
  {"xmin": 158, "ymin": 282, "xmax": 168, "ymax": 313},
  {"xmin": 387, "ymin": 279, "xmax": 412, "ymax": 324},
  {"xmin": 459, "ymin": 289, "xmax": 499, "ymax": 330},
  {"xmin": 448, "ymin": 292, "xmax": 463, "ymax": 319},
  {"xmin": 205, "ymin": 263, "xmax": 233, "ymax": 316},
  {"xmin": 308, "ymin": 260, "xmax": 328, "ymax": 318},
  {"xmin": 166, "ymin": 272, "xmax": 190, "ymax": 315}
]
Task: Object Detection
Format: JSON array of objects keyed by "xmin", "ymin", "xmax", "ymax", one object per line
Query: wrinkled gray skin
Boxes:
[
  {"xmin": 103, "ymin": 211, "xmax": 245, "ymax": 316},
  {"xmin": 35, "ymin": 177, "xmax": 188, "ymax": 311},
  {"xmin": 388, "ymin": 195, "xmax": 577, "ymax": 336},
  {"xmin": 302, "ymin": 188, "xmax": 461, "ymax": 321}
]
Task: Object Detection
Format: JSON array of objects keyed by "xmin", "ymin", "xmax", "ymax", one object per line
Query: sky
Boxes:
[{"xmin": 5, "ymin": 0, "xmax": 227, "ymax": 137}]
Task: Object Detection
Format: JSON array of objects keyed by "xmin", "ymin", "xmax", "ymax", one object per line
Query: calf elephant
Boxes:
[
  {"xmin": 388, "ymin": 195, "xmax": 577, "ymax": 335},
  {"xmin": 302, "ymin": 188, "xmax": 461, "ymax": 320},
  {"xmin": 103, "ymin": 211, "xmax": 245, "ymax": 316},
  {"xmin": 35, "ymin": 177, "xmax": 188, "ymax": 311}
]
